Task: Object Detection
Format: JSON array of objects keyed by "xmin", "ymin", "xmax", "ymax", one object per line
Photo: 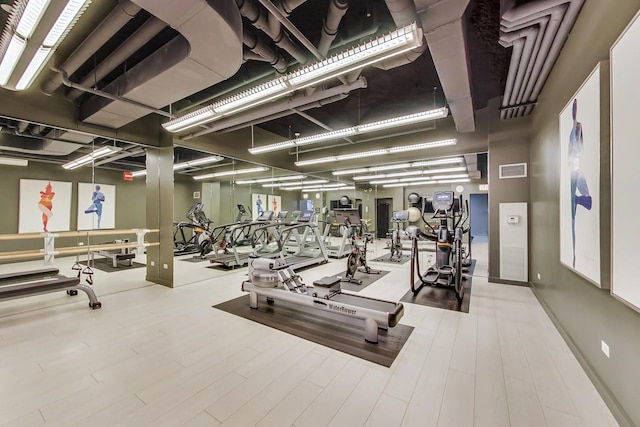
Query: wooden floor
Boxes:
[{"xmin": 0, "ymin": 242, "xmax": 619, "ymax": 426}]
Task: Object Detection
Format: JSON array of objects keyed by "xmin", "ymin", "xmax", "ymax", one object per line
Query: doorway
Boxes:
[
  {"xmin": 376, "ymin": 198, "xmax": 392, "ymax": 239},
  {"xmin": 469, "ymin": 193, "xmax": 489, "ymax": 243}
]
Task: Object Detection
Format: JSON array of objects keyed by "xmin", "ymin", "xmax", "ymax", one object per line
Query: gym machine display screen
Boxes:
[{"xmin": 391, "ymin": 210, "xmax": 409, "ymax": 221}]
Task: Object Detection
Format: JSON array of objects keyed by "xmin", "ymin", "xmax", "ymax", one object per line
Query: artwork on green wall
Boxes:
[
  {"xmin": 19, "ymin": 179, "xmax": 72, "ymax": 233},
  {"xmin": 267, "ymin": 195, "xmax": 282, "ymax": 217},
  {"xmin": 77, "ymin": 183, "xmax": 116, "ymax": 230},
  {"xmin": 251, "ymin": 193, "xmax": 266, "ymax": 220},
  {"xmin": 611, "ymin": 11, "xmax": 640, "ymax": 312},
  {"xmin": 559, "ymin": 63, "xmax": 601, "ymax": 287}
]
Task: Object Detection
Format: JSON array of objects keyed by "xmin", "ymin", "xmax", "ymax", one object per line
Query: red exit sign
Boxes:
[{"xmin": 123, "ymin": 171, "xmax": 133, "ymax": 181}]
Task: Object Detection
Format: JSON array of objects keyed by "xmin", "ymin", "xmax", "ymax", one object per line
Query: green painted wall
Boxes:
[{"xmin": 528, "ymin": 2, "xmax": 640, "ymax": 426}]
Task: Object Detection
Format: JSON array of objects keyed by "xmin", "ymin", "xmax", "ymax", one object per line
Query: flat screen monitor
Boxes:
[
  {"xmin": 333, "ymin": 208, "xmax": 360, "ymax": 225},
  {"xmin": 432, "ymin": 191, "xmax": 454, "ymax": 211},
  {"xmin": 277, "ymin": 211, "xmax": 289, "ymax": 220},
  {"xmin": 391, "ymin": 210, "xmax": 409, "ymax": 222},
  {"xmin": 298, "ymin": 210, "xmax": 313, "ymax": 222},
  {"xmin": 257, "ymin": 210, "xmax": 274, "ymax": 221}
]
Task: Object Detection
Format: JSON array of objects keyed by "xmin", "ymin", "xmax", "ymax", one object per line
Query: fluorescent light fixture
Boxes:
[
  {"xmin": 128, "ymin": 155, "xmax": 224, "ymax": 176},
  {"xmin": 353, "ymin": 167, "xmax": 467, "ymax": 182},
  {"xmin": 332, "ymin": 157, "xmax": 464, "ymax": 176},
  {"xmin": 429, "ymin": 174, "xmax": 469, "ymax": 180},
  {"xmin": 254, "ymin": 175, "xmax": 305, "ymax": 183},
  {"xmin": 0, "ymin": 156, "xmax": 28, "ymax": 166},
  {"xmin": 280, "ymin": 179, "xmax": 328, "ymax": 186},
  {"xmin": 0, "ymin": 35, "xmax": 26, "ymax": 85},
  {"xmin": 193, "ymin": 166, "xmax": 268, "ymax": 180},
  {"xmin": 163, "ymin": 23, "xmax": 423, "ymax": 133},
  {"xmin": 162, "ymin": 106, "xmax": 215, "ymax": 132},
  {"xmin": 0, "ymin": 0, "xmax": 91, "ymax": 90},
  {"xmin": 284, "ymin": 185, "xmax": 355, "ymax": 192},
  {"xmin": 332, "ymin": 168, "xmax": 368, "ymax": 176},
  {"xmin": 383, "ymin": 177, "xmax": 471, "ymax": 188},
  {"xmin": 62, "ymin": 145, "xmax": 121, "ymax": 170},
  {"xmin": 261, "ymin": 183, "xmax": 282, "ymax": 188},
  {"xmin": 295, "ymin": 139, "xmax": 457, "ymax": 167},
  {"xmin": 249, "ymin": 107, "xmax": 447, "ymax": 155}
]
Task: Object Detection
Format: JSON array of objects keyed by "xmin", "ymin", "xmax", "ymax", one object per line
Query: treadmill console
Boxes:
[
  {"xmin": 432, "ymin": 191, "xmax": 454, "ymax": 211},
  {"xmin": 277, "ymin": 211, "xmax": 289, "ymax": 220},
  {"xmin": 334, "ymin": 208, "xmax": 361, "ymax": 226},
  {"xmin": 257, "ymin": 210, "xmax": 274, "ymax": 221},
  {"xmin": 391, "ymin": 210, "xmax": 409, "ymax": 222},
  {"xmin": 297, "ymin": 210, "xmax": 313, "ymax": 222}
]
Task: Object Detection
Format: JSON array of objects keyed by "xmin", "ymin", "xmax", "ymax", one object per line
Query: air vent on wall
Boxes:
[{"xmin": 499, "ymin": 163, "xmax": 527, "ymax": 179}]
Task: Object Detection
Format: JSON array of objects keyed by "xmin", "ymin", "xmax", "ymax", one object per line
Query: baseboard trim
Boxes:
[
  {"xmin": 488, "ymin": 276, "xmax": 530, "ymax": 287},
  {"xmin": 530, "ymin": 282, "xmax": 633, "ymax": 427}
]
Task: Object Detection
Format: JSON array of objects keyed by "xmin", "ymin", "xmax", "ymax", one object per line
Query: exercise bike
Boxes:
[
  {"xmin": 387, "ymin": 210, "xmax": 409, "ymax": 262},
  {"xmin": 336, "ymin": 210, "xmax": 380, "ymax": 285},
  {"xmin": 408, "ymin": 191, "xmax": 469, "ymax": 302}
]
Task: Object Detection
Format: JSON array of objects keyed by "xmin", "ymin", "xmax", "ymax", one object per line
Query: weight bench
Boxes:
[
  {"xmin": 94, "ymin": 239, "xmax": 135, "ymax": 268},
  {"xmin": 0, "ymin": 268, "xmax": 102, "ymax": 309}
]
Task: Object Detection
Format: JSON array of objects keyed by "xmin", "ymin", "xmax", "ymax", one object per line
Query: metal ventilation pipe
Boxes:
[
  {"xmin": 41, "ymin": 0, "xmax": 142, "ymax": 95},
  {"xmin": 243, "ymin": 28, "xmax": 288, "ymax": 73},
  {"xmin": 317, "ymin": 0, "xmax": 349, "ymax": 56},
  {"xmin": 236, "ymin": 0, "xmax": 308, "ymax": 64},
  {"xmin": 67, "ymin": 16, "xmax": 167, "ymax": 101},
  {"xmin": 378, "ymin": 0, "xmax": 428, "ymax": 70},
  {"xmin": 499, "ymin": 0, "xmax": 585, "ymax": 118}
]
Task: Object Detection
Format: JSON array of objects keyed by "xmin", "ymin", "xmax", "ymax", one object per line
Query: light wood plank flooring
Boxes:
[{"xmin": 0, "ymin": 241, "xmax": 618, "ymax": 426}]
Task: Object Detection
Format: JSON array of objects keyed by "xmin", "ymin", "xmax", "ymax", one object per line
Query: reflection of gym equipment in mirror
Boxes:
[
  {"xmin": 242, "ymin": 257, "xmax": 404, "ymax": 343},
  {"xmin": 408, "ymin": 191, "xmax": 470, "ymax": 302},
  {"xmin": 324, "ymin": 208, "xmax": 356, "ymax": 259},
  {"xmin": 0, "ymin": 268, "xmax": 102, "ymax": 309},
  {"xmin": 173, "ymin": 202, "xmax": 213, "ymax": 256},
  {"xmin": 335, "ymin": 209, "xmax": 380, "ymax": 285},
  {"xmin": 206, "ymin": 210, "xmax": 275, "ymax": 268},
  {"xmin": 386, "ymin": 210, "xmax": 409, "ymax": 262}
]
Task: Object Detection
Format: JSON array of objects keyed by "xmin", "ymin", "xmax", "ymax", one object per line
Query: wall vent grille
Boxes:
[{"xmin": 499, "ymin": 163, "xmax": 527, "ymax": 179}]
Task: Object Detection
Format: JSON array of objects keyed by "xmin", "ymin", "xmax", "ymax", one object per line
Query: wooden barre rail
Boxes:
[
  {"xmin": 0, "ymin": 242, "xmax": 160, "ymax": 261},
  {"xmin": 0, "ymin": 228, "xmax": 159, "ymax": 241}
]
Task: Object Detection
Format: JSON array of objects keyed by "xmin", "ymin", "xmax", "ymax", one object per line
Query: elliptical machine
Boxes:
[
  {"xmin": 387, "ymin": 210, "xmax": 409, "ymax": 262},
  {"xmin": 335, "ymin": 209, "xmax": 380, "ymax": 285},
  {"xmin": 173, "ymin": 202, "xmax": 213, "ymax": 256},
  {"xmin": 408, "ymin": 191, "xmax": 469, "ymax": 302}
]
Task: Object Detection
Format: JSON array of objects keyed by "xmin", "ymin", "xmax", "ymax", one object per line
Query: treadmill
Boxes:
[
  {"xmin": 325, "ymin": 209, "xmax": 359, "ymax": 258},
  {"xmin": 277, "ymin": 210, "xmax": 329, "ymax": 269},
  {"xmin": 209, "ymin": 210, "xmax": 275, "ymax": 268}
]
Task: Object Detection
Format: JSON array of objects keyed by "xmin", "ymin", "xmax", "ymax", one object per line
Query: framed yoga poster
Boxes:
[
  {"xmin": 77, "ymin": 183, "xmax": 116, "ymax": 230},
  {"xmin": 19, "ymin": 179, "xmax": 72, "ymax": 233},
  {"xmin": 559, "ymin": 63, "xmax": 602, "ymax": 287}
]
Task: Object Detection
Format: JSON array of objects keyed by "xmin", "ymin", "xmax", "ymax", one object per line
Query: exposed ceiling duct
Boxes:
[
  {"xmin": 242, "ymin": 27, "xmax": 288, "ymax": 73},
  {"xmin": 0, "ymin": 132, "xmax": 84, "ymax": 156},
  {"xmin": 377, "ymin": 0, "xmax": 428, "ymax": 70},
  {"xmin": 499, "ymin": 0, "xmax": 584, "ymax": 119},
  {"xmin": 317, "ymin": 0, "xmax": 350, "ymax": 56},
  {"xmin": 78, "ymin": 0, "xmax": 244, "ymax": 128},
  {"xmin": 41, "ymin": 0, "xmax": 142, "ymax": 95},
  {"xmin": 417, "ymin": 0, "xmax": 475, "ymax": 133},
  {"xmin": 236, "ymin": 0, "xmax": 308, "ymax": 65},
  {"xmin": 66, "ymin": 16, "xmax": 167, "ymax": 101}
]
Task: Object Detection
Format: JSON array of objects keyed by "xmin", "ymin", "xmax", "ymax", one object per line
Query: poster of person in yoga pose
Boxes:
[
  {"xmin": 559, "ymin": 64, "xmax": 601, "ymax": 286},
  {"xmin": 19, "ymin": 179, "xmax": 72, "ymax": 233},
  {"xmin": 267, "ymin": 195, "xmax": 281, "ymax": 217},
  {"xmin": 251, "ymin": 193, "xmax": 266, "ymax": 220},
  {"xmin": 77, "ymin": 183, "xmax": 116, "ymax": 230}
]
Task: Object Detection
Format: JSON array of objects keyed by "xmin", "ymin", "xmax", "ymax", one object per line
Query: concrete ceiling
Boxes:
[{"xmin": 0, "ymin": 0, "xmax": 508, "ymax": 180}]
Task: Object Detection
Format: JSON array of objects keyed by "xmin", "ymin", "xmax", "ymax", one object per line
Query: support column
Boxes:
[{"xmin": 145, "ymin": 138, "xmax": 174, "ymax": 287}]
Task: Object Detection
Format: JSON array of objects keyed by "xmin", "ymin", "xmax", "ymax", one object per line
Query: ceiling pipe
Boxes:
[
  {"xmin": 376, "ymin": 0, "xmax": 428, "ymax": 70},
  {"xmin": 41, "ymin": 0, "xmax": 142, "ymax": 95},
  {"xmin": 317, "ymin": 0, "xmax": 350, "ymax": 56},
  {"xmin": 257, "ymin": 0, "xmax": 349, "ymax": 85},
  {"xmin": 243, "ymin": 28, "xmax": 288, "ymax": 73},
  {"xmin": 499, "ymin": 0, "xmax": 584, "ymax": 118},
  {"xmin": 66, "ymin": 16, "xmax": 167, "ymax": 101},
  {"xmin": 55, "ymin": 69, "xmax": 176, "ymax": 118},
  {"xmin": 236, "ymin": 0, "xmax": 308, "ymax": 64},
  {"xmin": 182, "ymin": 77, "xmax": 367, "ymax": 139}
]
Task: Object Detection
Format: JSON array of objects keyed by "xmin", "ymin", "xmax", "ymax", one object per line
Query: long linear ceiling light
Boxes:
[
  {"xmin": 283, "ymin": 183, "xmax": 352, "ymax": 191},
  {"xmin": 352, "ymin": 166, "xmax": 467, "ymax": 181},
  {"xmin": 383, "ymin": 178, "xmax": 471, "ymax": 188},
  {"xmin": 193, "ymin": 166, "xmax": 269, "ymax": 181},
  {"xmin": 332, "ymin": 157, "xmax": 464, "ymax": 176},
  {"xmin": 248, "ymin": 107, "xmax": 448, "ymax": 154},
  {"xmin": 295, "ymin": 139, "xmax": 457, "ymax": 167},
  {"xmin": 234, "ymin": 175, "xmax": 307, "ymax": 184},
  {"xmin": 0, "ymin": 0, "xmax": 91, "ymax": 90},
  {"xmin": 131, "ymin": 155, "xmax": 224, "ymax": 177},
  {"xmin": 162, "ymin": 23, "xmax": 423, "ymax": 133},
  {"xmin": 370, "ymin": 173, "xmax": 469, "ymax": 185},
  {"xmin": 62, "ymin": 146, "xmax": 121, "ymax": 170}
]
